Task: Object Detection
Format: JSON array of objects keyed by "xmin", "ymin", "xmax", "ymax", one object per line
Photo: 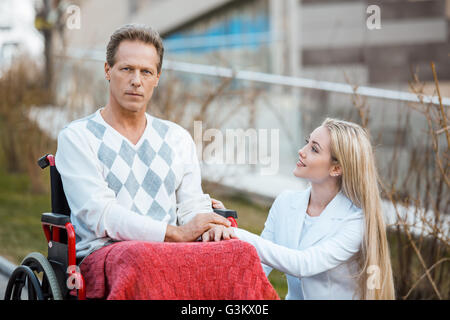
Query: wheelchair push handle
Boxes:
[
  {"xmin": 213, "ymin": 208, "xmax": 238, "ymax": 227},
  {"xmin": 37, "ymin": 154, "xmax": 55, "ymax": 169}
]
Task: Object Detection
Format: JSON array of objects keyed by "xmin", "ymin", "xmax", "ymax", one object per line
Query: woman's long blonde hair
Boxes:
[{"xmin": 321, "ymin": 118, "xmax": 395, "ymax": 300}]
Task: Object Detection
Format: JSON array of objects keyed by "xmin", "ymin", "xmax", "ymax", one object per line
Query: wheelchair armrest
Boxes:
[
  {"xmin": 41, "ymin": 212, "xmax": 71, "ymax": 226},
  {"xmin": 213, "ymin": 208, "xmax": 237, "ymax": 219}
]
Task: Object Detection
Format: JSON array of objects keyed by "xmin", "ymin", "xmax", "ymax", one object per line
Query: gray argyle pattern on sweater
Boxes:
[{"xmin": 86, "ymin": 116, "xmax": 177, "ymax": 221}]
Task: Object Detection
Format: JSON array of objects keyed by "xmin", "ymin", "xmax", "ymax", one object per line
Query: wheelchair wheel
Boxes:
[{"xmin": 4, "ymin": 252, "xmax": 63, "ymax": 300}]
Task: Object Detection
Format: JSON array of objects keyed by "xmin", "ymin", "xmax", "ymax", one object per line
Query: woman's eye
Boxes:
[{"xmin": 306, "ymin": 138, "xmax": 318, "ymax": 153}]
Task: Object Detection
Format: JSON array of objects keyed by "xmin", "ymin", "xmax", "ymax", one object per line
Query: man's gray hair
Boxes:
[{"xmin": 106, "ymin": 24, "xmax": 164, "ymax": 73}]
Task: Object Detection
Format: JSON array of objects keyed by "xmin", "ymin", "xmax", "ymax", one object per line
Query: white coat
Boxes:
[{"xmin": 234, "ymin": 186, "xmax": 365, "ymax": 300}]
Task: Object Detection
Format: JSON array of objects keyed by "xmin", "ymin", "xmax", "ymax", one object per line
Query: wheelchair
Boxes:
[{"xmin": 4, "ymin": 154, "xmax": 238, "ymax": 300}]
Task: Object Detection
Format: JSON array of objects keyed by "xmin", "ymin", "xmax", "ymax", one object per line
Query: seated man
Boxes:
[{"xmin": 55, "ymin": 24, "xmax": 232, "ymax": 260}]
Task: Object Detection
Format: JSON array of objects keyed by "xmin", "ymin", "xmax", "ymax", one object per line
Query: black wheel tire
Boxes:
[
  {"xmin": 21, "ymin": 252, "xmax": 63, "ymax": 300},
  {"xmin": 4, "ymin": 265, "xmax": 43, "ymax": 300},
  {"xmin": 4, "ymin": 252, "xmax": 63, "ymax": 300}
]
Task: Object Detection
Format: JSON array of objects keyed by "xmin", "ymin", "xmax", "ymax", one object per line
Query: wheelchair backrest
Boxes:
[{"xmin": 38, "ymin": 154, "xmax": 71, "ymax": 216}]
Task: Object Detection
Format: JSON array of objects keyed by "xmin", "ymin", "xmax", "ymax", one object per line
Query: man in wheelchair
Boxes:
[
  {"xmin": 56, "ymin": 23, "xmax": 238, "ymax": 261},
  {"xmin": 5, "ymin": 24, "xmax": 278, "ymax": 301}
]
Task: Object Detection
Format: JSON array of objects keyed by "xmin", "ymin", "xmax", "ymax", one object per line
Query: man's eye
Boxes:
[
  {"xmin": 122, "ymin": 67, "xmax": 130, "ymax": 71},
  {"xmin": 142, "ymin": 70, "xmax": 152, "ymax": 75}
]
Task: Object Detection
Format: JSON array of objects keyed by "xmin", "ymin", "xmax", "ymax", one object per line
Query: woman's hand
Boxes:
[
  {"xmin": 207, "ymin": 198, "xmax": 238, "ymax": 241},
  {"xmin": 165, "ymin": 212, "xmax": 231, "ymax": 242},
  {"xmin": 211, "ymin": 198, "xmax": 226, "ymax": 209},
  {"xmin": 202, "ymin": 225, "xmax": 238, "ymax": 242}
]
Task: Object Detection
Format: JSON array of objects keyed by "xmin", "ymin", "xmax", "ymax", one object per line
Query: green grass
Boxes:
[{"xmin": 0, "ymin": 168, "xmax": 50, "ymax": 263}]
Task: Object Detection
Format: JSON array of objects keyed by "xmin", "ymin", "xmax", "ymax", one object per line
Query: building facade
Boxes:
[{"xmin": 53, "ymin": 0, "xmax": 449, "ymax": 198}]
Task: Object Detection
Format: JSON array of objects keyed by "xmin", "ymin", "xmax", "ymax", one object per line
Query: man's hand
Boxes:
[
  {"xmin": 165, "ymin": 212, "xmax": 231, "ymax": 242},
  {"xmin": 211, "ymin": 198, "xmax": 225, "ymax": 209},
  {"xmin": 201, "ymin": 225, "xmax": 238, "ymax": 242}
]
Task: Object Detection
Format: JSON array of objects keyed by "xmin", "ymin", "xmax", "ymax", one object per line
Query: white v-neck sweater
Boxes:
[{"xmin": 55, "ymin": 109, "xmax": 211, "ymax": 258}]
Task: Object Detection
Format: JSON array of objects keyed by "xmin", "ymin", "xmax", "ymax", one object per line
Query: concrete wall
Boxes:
[{"xmin": 300, "ymin": 0, "xmax": 449, "ymax": 84}]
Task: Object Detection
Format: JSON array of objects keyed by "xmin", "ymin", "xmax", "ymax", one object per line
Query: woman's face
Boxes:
[{"xmin": 293, "ymin": 125, "xmax": 338, "ymax": 182}]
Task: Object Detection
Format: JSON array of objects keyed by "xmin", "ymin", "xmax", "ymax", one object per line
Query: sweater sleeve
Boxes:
[
  {"xmin": 259, "ymin": 198, "xmax": 278, "ymax": 276},
  {"xmin": 55, "ymin": 127, "xmax": 168, "ymax": 243},
  {"xmin": 233, "ymin": 212, "xmax": 364, "ymax": 278},
  {"xmin": 175, "ymin": 129, "xmax": 212, "ymax": 225}
]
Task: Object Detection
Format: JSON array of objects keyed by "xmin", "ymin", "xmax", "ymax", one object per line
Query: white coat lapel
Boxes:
[
  {"xmin": 287, "ymin": 186, "xmax": 311, "ymax": 248},
  {"xmin": 298, "ymin": 190, "xmax": 351, "ymax": 249}
]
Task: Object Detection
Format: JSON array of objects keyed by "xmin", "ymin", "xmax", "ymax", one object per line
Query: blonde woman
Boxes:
[{"xmin": 205, "ymin": 118, "xmax": 395, "ymax": 300}]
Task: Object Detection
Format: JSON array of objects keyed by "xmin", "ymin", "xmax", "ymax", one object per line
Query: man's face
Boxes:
[{"xmin": 105, "ymin": 40, "xmax": 161, "ymax": 114}]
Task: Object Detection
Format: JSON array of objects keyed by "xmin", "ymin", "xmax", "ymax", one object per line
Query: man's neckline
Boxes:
[{"xmin": 97, "ymin": 107, "xmax": 150, "ymax": 147}]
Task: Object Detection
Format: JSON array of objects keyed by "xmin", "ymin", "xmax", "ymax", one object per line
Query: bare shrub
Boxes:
[
  {"xmin": 348, "ymin": 62, "xmax": 449, "ymax": 299},
  {"xmin": 0, "ymin": 56, "xmax": 56, "ymax": 193}
]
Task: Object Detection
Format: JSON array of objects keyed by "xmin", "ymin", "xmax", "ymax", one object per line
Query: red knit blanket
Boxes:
[{"xmin": 79, "ymin": 239, "xmax": 279, "ymax": 300}]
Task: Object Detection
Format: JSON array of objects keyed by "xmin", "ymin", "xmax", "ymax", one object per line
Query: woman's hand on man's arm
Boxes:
[
  {"xmin": 165, "ymin": 212, "xmax": 231, "ymax": 242},
  {"xmin": 201, "ymin": 225, "xmax": 238, "ymax": 242},
  {"xmin": 201, "ymin": 198, "xmax": 239, "ymax": 242}
]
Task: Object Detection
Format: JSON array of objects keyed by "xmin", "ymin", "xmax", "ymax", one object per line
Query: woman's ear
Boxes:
[{"xmin": 330, "ymin": 163, "xmax": 342, "ymax": 177}]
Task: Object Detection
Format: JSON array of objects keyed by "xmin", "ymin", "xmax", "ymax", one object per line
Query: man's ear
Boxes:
[
  {"xmin": 104, "ymin": 62, "xmax": 111, "ymax": 82},
  {"xmin": 155, "ymin": 71, "xmax": 161, "ymax": 87}
]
